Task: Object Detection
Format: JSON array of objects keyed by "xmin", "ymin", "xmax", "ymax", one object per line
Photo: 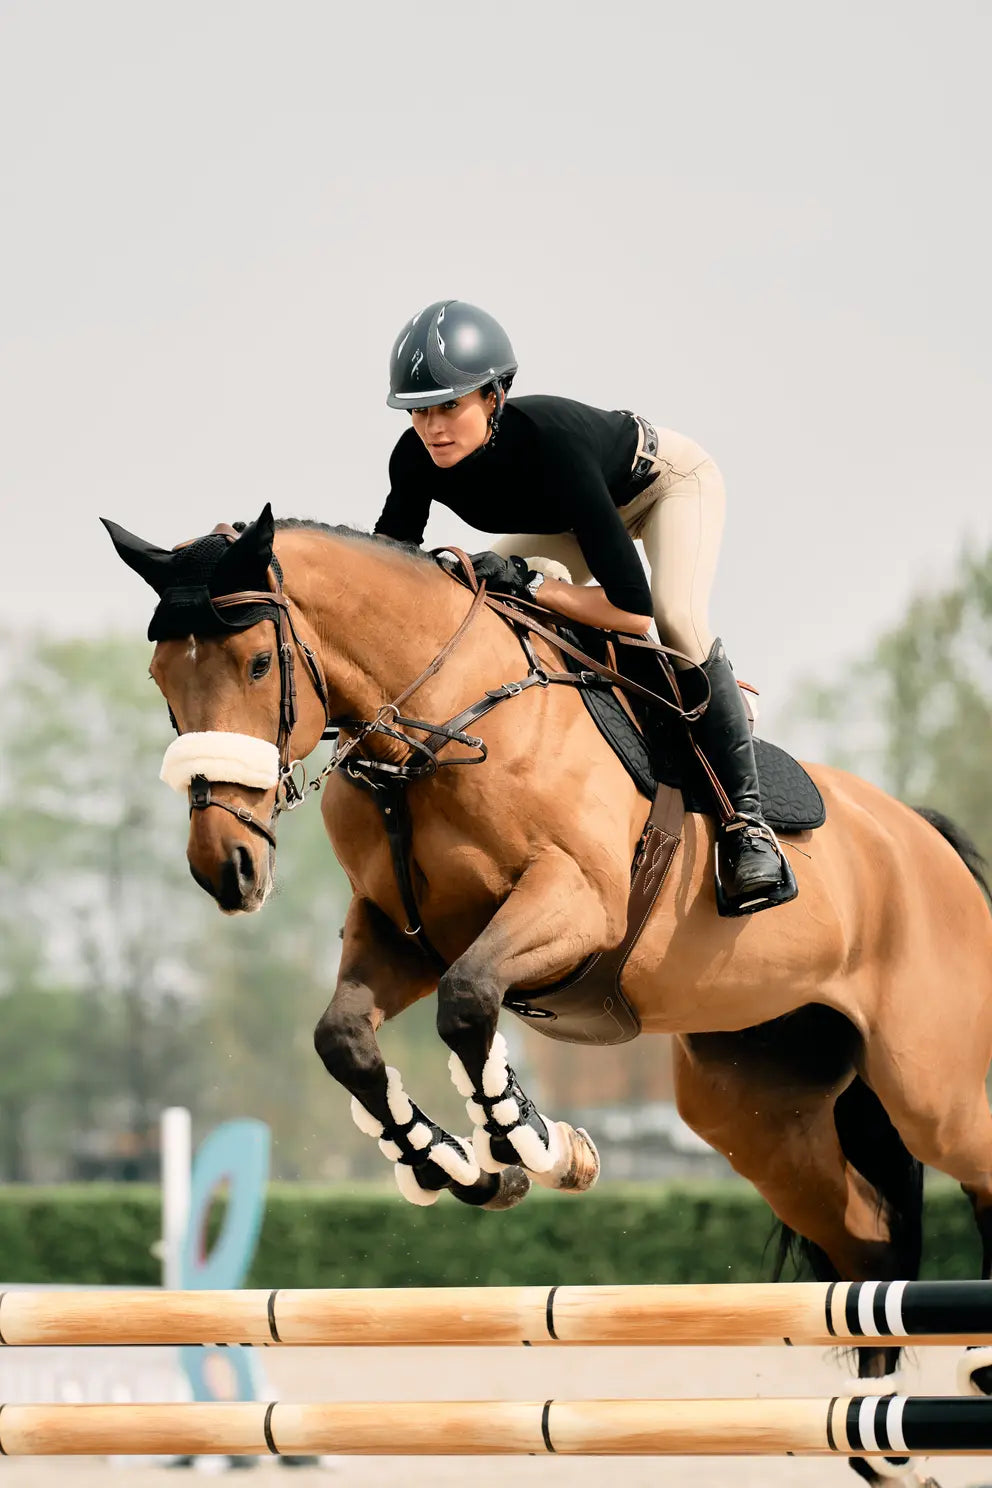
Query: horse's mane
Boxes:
[{"xmin": 270, "ymin": 518, "xmax": 438, "ymax": 570}]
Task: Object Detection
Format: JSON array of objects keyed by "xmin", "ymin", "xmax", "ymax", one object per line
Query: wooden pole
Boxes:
[
  {"xmin": 2, "ymin": 1281, "xmax": 992, "ymax": 1348},
  {"xmin": 2, "ymin": 1397, "xmax": 992, "ymax": 1457}
]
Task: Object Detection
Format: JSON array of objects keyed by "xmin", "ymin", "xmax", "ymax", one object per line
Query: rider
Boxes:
[{"xmin": 372, "ymin": 299, "xmax": 795, "ymax": 915}]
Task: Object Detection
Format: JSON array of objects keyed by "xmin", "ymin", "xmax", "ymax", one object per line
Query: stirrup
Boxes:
[{"xmin": 713, "ymin": 819, "xmax": 798, "ymax": 918}]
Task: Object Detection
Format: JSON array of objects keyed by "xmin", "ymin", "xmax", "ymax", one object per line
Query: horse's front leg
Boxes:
[
  {"xmin": 437, "ymin": 851, "xmax": 616, "ymax": 1192},
  {"xmin": 314, "ymin": 896, "xmax": 530, "ymax": 1210}
]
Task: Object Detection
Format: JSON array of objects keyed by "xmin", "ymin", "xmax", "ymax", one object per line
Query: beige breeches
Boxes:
[{"xmin": 489, "ymin": 427, "xmax": 725, "ymax": 665}]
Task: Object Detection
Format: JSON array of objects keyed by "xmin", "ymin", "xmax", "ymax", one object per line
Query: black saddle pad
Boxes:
[{"xmin": 558, "ymin": 634, "xmax": 825, "ymax": 834}]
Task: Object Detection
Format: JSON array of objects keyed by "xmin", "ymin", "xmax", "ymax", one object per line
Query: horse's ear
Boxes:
[
  {"xmin": 212, "ymin": 503, "xmax": 276, "ymax": 594},
  {"xmin": 101, "ymin": 518, "xmax": 178, "ymax": 596}
]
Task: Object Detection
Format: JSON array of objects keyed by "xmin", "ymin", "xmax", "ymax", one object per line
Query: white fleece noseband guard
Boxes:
[{"xmin": 160, "ymin": 731, "xmax": 281, "ymax": 794}]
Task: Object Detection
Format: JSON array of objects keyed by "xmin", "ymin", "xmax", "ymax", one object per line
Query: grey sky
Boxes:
[{"xmin": 2, "ymin": 1, "xmax": 989, "ymax": 745}]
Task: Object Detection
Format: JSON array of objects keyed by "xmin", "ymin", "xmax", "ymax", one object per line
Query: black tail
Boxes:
[
  {"xmin": 773, "ymin": 1076, "xmax": 924, "ymax": 1286},
  {"xmin": 914, "ymin": 805, "xmax": 991, "ymax": 902}
]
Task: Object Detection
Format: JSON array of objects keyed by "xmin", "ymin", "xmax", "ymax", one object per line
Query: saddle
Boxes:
[{"xmin": 556, "ymin": 624, "xmax": 825, "ymax": 836}]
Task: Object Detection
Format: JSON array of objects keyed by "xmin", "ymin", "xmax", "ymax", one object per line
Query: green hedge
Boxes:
[{"xmin": 0, "ymin": 1181, "xmax": 982, "ymax": 1287}]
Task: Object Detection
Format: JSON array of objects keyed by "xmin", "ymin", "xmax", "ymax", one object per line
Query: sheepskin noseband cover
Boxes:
[{"xmin": 160, "ymin": 732, "xmax": 280, "ymax": 793}]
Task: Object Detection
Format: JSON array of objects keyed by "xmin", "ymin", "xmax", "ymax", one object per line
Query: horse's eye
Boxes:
[{"xmin": 250, "ymin": 653, "xmax": 272, "ymax": 681}]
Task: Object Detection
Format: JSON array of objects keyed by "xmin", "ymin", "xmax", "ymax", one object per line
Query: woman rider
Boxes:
[{"xmin": 372, "ymin": 299, "xmax": 795, "ymax": 915}]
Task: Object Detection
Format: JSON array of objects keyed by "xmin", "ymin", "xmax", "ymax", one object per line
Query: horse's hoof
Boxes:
[
  {"xmin": 480, "ymin": 1165, "xmax": 532, "ymax": 1211},
  {"xmin": 532, "ymin": 1122, "xmax": 600, "ymax": 1192}
]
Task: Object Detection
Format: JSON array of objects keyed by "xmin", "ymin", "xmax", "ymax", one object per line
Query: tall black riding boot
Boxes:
[{"xmin": 690, "ymin": 640, "xmax": 798, "ymax": 915}]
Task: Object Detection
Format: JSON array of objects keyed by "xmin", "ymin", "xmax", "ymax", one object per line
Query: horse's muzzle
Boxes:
[{"xmin": 189, "ymin": 843, "xmax": 271, "ymax": 914}]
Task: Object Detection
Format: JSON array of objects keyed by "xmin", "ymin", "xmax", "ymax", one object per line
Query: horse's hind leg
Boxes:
[
  {"xmin": 673, "ymin": 1032, "xmax": 906, "ymax": 1285},
  {"xmin": 314, "ymin": 896, "xmax": 529, "ymax": 1210},
  {"xmin": 436, "ymin": 851, "xmax": 615, "ymax": 1191},
  {"xmin": 861, "ymin": 1026, "xmax": 992, "ymax": 1397},
  {"xmin": 674, "ymin": 1033, "xmax": 927, "ymax": 1488}
]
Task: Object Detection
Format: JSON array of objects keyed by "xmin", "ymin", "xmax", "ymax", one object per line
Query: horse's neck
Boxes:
[{"xmin": 277, "ymin": 530, "xmax": 471, "ymax": 725}]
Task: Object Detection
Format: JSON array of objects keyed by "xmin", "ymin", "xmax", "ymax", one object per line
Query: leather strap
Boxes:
[
  {"xmin": 369, "ymin": 779, "xmax": 447, "ymax": 968},
  {"xmin": 482, "ymin": 594, "xmax": 709, "ymax": 721},
  {"xmin": 188, "ymin": 776, "xmax": 278, "ymax": 850},
  {"xmin": 185, "ymin": 561, "xmax": 333, "ymax": 847}
]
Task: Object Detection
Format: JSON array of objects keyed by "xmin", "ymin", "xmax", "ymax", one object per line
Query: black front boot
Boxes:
[{"xmin": 690, "ymin": 640, "xmax": 798, "ymax": 916}]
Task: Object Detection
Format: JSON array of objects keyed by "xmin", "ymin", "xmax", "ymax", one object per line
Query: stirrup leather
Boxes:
[{"xmin": 714, "ymin": 815, "xmax": 798, "ymax": 918}]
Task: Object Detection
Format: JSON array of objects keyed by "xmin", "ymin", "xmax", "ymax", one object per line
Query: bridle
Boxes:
[{"xmin": 179, "ymin": 548, "xmax": 333, "ymax": 852}]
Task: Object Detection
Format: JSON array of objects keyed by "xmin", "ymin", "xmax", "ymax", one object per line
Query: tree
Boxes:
[
  {"xmin": 0, "ymin": 631, "xmax": 357, "ymax": 1180},
  {"xmin": 790, "ymin": 541, "xmax": 992, "ymax": 861},
  {"xmin": 0, "ymin": 634, "xmax": 211, "ymax": 1178}
]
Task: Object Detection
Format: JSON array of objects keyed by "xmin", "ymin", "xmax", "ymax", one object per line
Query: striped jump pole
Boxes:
[
  {"xmin": 2, "ymin": 1396, "xmax": 992, "ymax": 1458},
  {"xmin": 2, "ymin": 1281, "xmax": 992, "ymax": 1349}
]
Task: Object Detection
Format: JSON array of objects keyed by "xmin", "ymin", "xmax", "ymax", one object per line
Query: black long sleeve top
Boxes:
[{"xmin": 373, "ymin": 395, "xmax": 654, "ymax": 615}]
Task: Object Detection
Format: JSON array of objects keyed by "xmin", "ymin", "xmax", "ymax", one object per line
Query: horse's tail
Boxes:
[
  {"xmin": 914, "ymin": 805, "xmax": 991, "ymax": 903},
  {"xmin": 772, "ymin": 1076, "xmax": 924, "ymax": 1290}
]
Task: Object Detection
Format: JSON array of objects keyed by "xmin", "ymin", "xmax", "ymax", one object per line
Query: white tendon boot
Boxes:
[
  {"xmin": 958, "ymin": 1343, "xmax": 992, "ymax": 1396},
  {"xmin": 449, "ymin": 1033, "xmax": 599, "ymax": 1191},
  {"xmin": 349, "ymin": 1067, "xmax": 479, "ymax": 1207}
]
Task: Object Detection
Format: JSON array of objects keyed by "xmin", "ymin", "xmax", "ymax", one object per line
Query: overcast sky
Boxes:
[{"xmin": 2, "ymin": 1, "xmax": 989, "ymax": 743}]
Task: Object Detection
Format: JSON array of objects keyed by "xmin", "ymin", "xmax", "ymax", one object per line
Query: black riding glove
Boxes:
[{"xmin": 469, "ymin": 551, "xmax": 536, "ymax": 599}]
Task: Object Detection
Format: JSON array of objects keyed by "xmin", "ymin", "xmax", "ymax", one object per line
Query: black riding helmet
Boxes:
[{"xmin": 387, "ymin": 300, "xmax": 517, "ymax": 411}]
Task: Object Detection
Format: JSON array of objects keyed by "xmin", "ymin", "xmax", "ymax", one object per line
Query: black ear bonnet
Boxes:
[{"xmin": 102, "ymin": 507, "xmax": 280, "ymax": 641}]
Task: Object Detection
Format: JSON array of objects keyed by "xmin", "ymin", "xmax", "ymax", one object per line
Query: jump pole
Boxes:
[
  {"xmin": 2, "ymin": 1396, "xmax": 992, "ymax": 1457},
  {"xmin": 2, "ymin": 1281, "xmax": 992, "ymax": 1349}
]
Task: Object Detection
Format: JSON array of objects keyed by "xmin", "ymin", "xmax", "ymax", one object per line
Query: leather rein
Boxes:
[{"xmin": 185, "ymin": 543, "xmax": 717, "ymax": 959}]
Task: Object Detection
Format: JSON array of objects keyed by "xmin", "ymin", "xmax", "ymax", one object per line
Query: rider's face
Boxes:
[{"xmin": 410, "ymin": 389, "xmax": 496, "ymax": 467}]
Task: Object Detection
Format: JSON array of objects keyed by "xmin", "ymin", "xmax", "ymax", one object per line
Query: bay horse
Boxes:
[{"xmin": 106, "ymin": 506, "xmax": 991, "ymax": 1487}]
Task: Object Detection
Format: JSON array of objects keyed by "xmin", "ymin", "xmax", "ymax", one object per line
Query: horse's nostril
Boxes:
[
  {"xmin": 213, "ymin": 845, "xmax": 257, "ymax": 910},
  {"xmin": 232, "ymin": 844, "xmax": 256, "ymax": 893}
]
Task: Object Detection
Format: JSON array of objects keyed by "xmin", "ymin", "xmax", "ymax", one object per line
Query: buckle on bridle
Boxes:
[{"xmin": 189, "ymin": 775, "xmax": 210, "ymax": 811}]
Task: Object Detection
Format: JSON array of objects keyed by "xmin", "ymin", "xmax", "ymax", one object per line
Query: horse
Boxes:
[{"xmin": 106, "ymin": 505, "xmax": 992, "ymax": 1488}]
